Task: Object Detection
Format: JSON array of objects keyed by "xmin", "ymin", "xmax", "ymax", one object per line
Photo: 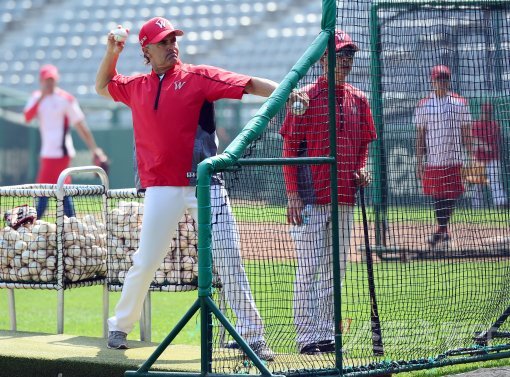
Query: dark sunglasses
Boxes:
[
  {"xmin": 434, "ymin": 74, "xmax": 451, "ymax": 82},
  {"xmin": 336, "ymin": 47, "xmax": 356, "ymax": 58}
]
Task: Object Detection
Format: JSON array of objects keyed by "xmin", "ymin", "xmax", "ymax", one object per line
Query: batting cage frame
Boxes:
[{"xmin": 126, "ymin": 1, "xmax": 510, "ymax": 377}]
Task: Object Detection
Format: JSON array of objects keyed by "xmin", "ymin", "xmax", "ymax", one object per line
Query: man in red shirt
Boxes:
[
  {"xmin": 280, "ymin": 30, "xmax": 377, "ymax": 355},
  {"xmin": 96, "ymin": 17, "xmax": 305, "ymax": 360},
  {"xmin": 470, "ymin": 102, "xmax": 508, "ymax": 208}
]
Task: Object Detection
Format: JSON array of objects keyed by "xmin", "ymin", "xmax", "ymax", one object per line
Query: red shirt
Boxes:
[
  {"xmin": 472, "ymin": 119, "xmax": 501, "ymax": 162},
  {"xmin": 108, "ymin": 62, "xmax": 250, "ymax": 187},
  {"xmin": 280, "ymin": 77, "xmax": 377, "ymax": 205}
]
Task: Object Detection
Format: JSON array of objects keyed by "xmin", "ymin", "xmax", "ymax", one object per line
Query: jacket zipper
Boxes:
[{"xmin": 154, "ymin": 74, "xmax": 165, "ymax": 110}]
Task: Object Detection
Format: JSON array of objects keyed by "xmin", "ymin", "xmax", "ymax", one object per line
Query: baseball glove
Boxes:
[
  {"xmin": 93, "ymin": 149, "xmax": 110, "ymax": 174},
  {"xmin": 461, "ymin": 161, "xmax": 487, "ymax": 185},
  {"xmin": 4, "ymin": 204, "xmax": 37, "ymax": 229}
]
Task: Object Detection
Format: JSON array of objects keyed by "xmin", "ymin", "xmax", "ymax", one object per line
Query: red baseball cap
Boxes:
[
  {"xmin": 431, "ymin": 65, "xmax": 451, "ymax": 80},
  {"xmin": 139, "ymin": 17, "xmax": 184, "ymax": 48},
  {"xmin": 39, "ymin": 64, "xmax": 59, "ymax": 81},
  {"xmin": 334, "ymin": 30, "xmax": 358, "ymax": 52}
]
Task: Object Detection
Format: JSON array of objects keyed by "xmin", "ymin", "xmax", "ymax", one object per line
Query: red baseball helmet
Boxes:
[{"xmin": 431, "ymin": 65, "xmax": 451, "ymax": 80}]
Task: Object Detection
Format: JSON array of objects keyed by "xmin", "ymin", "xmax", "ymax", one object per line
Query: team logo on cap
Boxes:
[
  {"xmin": 155, "ymin": 18, "xmax": 168, "ymax": 29},
  {"xmin": 337, "ymin": 31, "xmax": 346, "ymax": 41}
]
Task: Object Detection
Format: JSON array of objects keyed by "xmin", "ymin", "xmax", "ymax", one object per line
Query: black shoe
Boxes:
[
  {"xmin": 300, "ymin": 343, "xmax": 321, "ymax": 355},
  {"xmin": 225, "ymin": 340, "xmax": 275, "ymax": 361},
  {"xmin": 317, "ymin": 340, "xmax": 335, "ymax": 353},
  {"xmin": 428, "ymin": 232, "xmax": 449, "ymax": 249},
  {"xmin": 225, "ymin": 341, "xmax": 240, "ymax": 349},
  {"xmin": 250, "ymin": 340, "xmax": 275, "ymax": 361}
]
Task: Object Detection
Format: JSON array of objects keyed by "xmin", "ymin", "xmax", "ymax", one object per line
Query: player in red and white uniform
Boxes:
[
  {"xmin": 96, "ymin": 17, "xmax": 304, "ymax": 360},
  {"xmin": 470, "ymin": 102, "xmax": 508, "ymax": 208},
  {"xmin": 23, "ymin": 64, "xmax": 107, "ymax": 218},
  {"xmin": 280, "ymin": 31, "xmax": 377, "ymax": 355},
  {"xmin": 414, "ymin": 65, "xmax": 472, "ymax": 249}
]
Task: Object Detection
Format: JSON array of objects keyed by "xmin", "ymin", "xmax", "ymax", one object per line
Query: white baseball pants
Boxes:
[
  {"xmin": 471, "ymin": 160, "xmax": 508, "ymax": 208},
  {"xmin": 292, "ymin": 204, "xmax": 353, "ymax": 349},
  {"xmin": 108, "ymin": 185, "xmax": 265, "ymax": 344}
]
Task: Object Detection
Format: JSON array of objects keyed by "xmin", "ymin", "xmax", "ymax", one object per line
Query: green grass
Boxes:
[
  {"xmin": 2, "ymin": 259, "xmax": 510, "ymax": 377},
  {"xmin": 2, "ymin": 247, "xmax": 510, "ymax": 376},
  {"xmin": 231, "ymin": 203, "xmax": 509, "ymax": 226},
  {"xmin": 2, "ymin": 275, "xmax": 510, "ymax": 377},
  {"xmin": 0, "ymin": 287, "xmax": 200, "ymax": 345}
]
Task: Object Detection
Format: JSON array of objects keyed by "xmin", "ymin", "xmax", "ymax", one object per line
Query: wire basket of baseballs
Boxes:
[
  {"xmin": 0, "ymin": 206, "xmax": 107, "ymax": 284},
  {"xmin": 107, "ymin": 201, "xmax": 198, "ymax": 288}
]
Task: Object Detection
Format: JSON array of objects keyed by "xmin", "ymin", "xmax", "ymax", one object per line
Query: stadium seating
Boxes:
[
  {"xmin": 0, "ymin": 0, "xmax": 508, "ymax": 127},
  {"xmin": 0, "ymin": 0, "xmax": 322, "ymax": 102}
]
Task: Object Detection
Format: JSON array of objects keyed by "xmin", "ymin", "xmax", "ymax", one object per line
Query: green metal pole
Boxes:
[
  {"xmin": 327, "ymin": 38, "xmax": 344, "ymax": 372},
  {"xmin": 127, "ymin": 299, "xmax": 201, "ymax": 374},
  {"xmin": 196, "ymin": 161, "xmax": 215, "ymax": 375},
  {"xmin": 205, "ymin": 296, "xmax": 275, "ymax": 377},
  {"xmin": 322, "ymin": 22, "xmax": 342, "ymax": 377},
  {"xmin": 369, "ymin": 2, "xmax": 387, "ymax": 248}
]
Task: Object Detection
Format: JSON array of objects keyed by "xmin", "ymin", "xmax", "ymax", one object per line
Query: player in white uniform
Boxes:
[
  {"xmin": 24, "ymin": 64, "xmax": 107, "ymax": 218},
  {"xmin": 414, "ymin": 65, "xmax": 472, "ymax": 249}
]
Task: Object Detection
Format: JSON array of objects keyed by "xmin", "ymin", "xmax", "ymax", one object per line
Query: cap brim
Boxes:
[
  {"xmin": 149, "ymin": 29, "xmax": 184, "ymax": 45},
  {"xmin": 431, "ymin": 73, "xmax": 451, "ymax": 80},
  {"xmin": 40, "ymin": 73, "xmax": 58, "ymax": 80},
  {"xmin": 336, "ymin": 42, "xmax": 359, "ymax": 52}
]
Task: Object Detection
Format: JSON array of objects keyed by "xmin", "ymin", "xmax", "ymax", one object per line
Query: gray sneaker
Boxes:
[
  {"xmin": 250, "ymin": 340, "xmax": 275, "ymax": 361},
  {"xmin": 107, "ymin": 331, "xmax": 128, "ymax": 349}
]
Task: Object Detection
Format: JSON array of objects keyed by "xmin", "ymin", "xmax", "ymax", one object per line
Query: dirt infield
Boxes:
[{"xmin": 237, "ymin": 221, "xmax": 510, "ymax": 262}]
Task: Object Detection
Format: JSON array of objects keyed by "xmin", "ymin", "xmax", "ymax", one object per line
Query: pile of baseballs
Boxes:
[
  {"xmin": 0, "ymin": 214, "xmax": 107, "ymax": 283},
  {"xmin": 107, "ymin": 201, "xmax": 198, "ymax": 286}
]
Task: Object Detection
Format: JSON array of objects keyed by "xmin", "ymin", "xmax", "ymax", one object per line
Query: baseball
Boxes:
[
  {"xmin": 292, "ymin": 101, "xmax": 306, "ymax": 115},
  {"xmin": 111, "ymin": 27, "xmax": 128, "ymax": 43}
]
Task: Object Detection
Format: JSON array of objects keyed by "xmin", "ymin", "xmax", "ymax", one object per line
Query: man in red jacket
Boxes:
[
  {"xmin": 280, "ymin": 30, "xmax": 377, "ymax": 355},
  {"xmin": 470, "ymin": 102, "xmax": 508, "ymax": 208}
]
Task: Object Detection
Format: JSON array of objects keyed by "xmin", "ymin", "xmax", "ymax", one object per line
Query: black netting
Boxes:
[{"xmin": 207, "ymin": 1, "xmax": 510, "ymax": 375}]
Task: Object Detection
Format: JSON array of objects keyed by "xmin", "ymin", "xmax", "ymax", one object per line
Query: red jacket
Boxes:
[
  {"xmin": 472, "ymin": 119, "xmax": 501, "ymax": 162},
  {"xmin": 108, "ymin": 61, "xmax": 250, "ymax": 188},
  {"xmin": 280, "ymin": 77, "xmax": 377, "ymax": 205}
]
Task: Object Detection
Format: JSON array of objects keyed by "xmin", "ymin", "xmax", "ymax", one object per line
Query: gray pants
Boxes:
[{"xmin": 291, "ymin": 204, "xmax": 353, "ymax": 349}]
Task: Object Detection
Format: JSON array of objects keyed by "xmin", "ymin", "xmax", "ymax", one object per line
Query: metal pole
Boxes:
[{"xmin": 7, "ymin": 289, "xmax": 16, "ymax": 331}]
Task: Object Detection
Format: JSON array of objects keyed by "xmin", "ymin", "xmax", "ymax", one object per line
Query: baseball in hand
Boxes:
[
  {"xmin": 292, "ymin": 101, "xmax": 306, "ymax": 115},
  {"xmin": 111, "ymin": 27, "xmax": 129, "ymax": 42}
]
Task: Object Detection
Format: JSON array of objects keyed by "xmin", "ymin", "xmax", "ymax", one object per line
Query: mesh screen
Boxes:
[{"xmin": 208, "ymin": 1, "xmax": 510, "ymax": 375}]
